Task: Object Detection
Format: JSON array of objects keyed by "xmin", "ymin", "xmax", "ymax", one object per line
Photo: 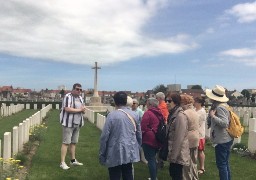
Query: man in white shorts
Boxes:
[{"xmin": 59, "ymin": 83, "xmax": 86, "ymax": 170}]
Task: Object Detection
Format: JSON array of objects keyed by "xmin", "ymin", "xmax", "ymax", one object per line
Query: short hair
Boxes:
[
  {"xmin": 147, "ymin": 98, "xmax": 159, "ymax": 108},
  {"xmin": 113, "ymin": 91, "xmax": 127, "ymax": 106},
  {"xmin": 194, "ymin": 97, "xmax": 205, "ymax": 106},
  {"xmin": 73, "ymin": 83, "xmax": 82, "ymax": 90},
  {"xmin": 166, "ymin": 92, "xmax": 181, "ymax": 106},
  {"xmin": 180, "ymin": 94, "xmax": 194, "ymax": 105},
  {"xmin": 156, "ymin": 92, "xmax": 165, "ymax": 100},
  {"xmin": 127, "ymin": 96, "xmax": 133, "ymax": 107}
]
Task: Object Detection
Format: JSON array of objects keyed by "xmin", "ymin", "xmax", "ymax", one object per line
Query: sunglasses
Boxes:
[
  {"xmin": 133, "ymin": 103, "xmax": 137, "ymax": 105},
  {"xmin": 165, "ymin": 99, "xmax": 172, "ymax": 103},
  {"xmin": 75, "ymin": 88, "xmax": 82, "ymax": 92}
]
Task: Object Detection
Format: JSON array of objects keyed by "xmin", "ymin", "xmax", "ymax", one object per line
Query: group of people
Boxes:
[{"xmin": 59, "ymin": 83, "xmax": 234, "ymax": 180}]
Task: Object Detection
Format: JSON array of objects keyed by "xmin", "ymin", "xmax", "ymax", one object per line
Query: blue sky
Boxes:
[{"xmin": 0, "ymin": 0, "xmax": 256, "ymax": 92}]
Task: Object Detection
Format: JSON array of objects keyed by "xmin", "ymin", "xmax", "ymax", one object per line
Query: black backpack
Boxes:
[
  {"xmin": 155, "ymin": 116, "xmax": 167, "ymax": 144},
  {"xmin": 149, "ymin": 109, "xmax": 167, "ymax": 144}
]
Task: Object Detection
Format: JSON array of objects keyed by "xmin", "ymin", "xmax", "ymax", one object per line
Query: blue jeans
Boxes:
[
  {"xmin": 142, "ymin": 144, "xmax": 158, "ymax": 180},
  {"xmin": 215, "ymin": 140, "xmax": 233, "ymax": 180}
]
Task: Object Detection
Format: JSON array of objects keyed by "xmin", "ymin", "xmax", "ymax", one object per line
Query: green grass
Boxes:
[
  {"xmin": 26, "ymin": 110, "xmax": 256, "ymax": 180},
  {"xmin": 0, "ymin": 109, "xmax": 37, "ymax": 153}
]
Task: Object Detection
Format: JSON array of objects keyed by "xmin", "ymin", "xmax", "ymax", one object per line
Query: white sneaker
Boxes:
[
  {"xmin": 70, "ymin": 159, "xmax": 83, "ymax": 166},
  {"xmin": 60, "ymin": 162, "xmax": 70, "ymax": 170}
]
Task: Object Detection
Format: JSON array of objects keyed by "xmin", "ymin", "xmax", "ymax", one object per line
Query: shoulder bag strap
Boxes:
[{"xmin": 118, "ymin": 109, "xmax": 136, "ymax": 131}]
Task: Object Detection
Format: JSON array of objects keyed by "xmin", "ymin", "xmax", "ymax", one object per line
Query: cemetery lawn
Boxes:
[
  {"xmin": 0, "ymin": 110, "xmax": 37, "ymax": 151},
  {"xmin": 26, "ymin": 110, "xmax": 256, "ymax": 180}
]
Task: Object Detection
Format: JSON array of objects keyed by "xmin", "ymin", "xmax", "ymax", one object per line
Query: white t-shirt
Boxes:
[{"xmin": 197, "ymin": 108, "xmax": 207, "ymax": 139}]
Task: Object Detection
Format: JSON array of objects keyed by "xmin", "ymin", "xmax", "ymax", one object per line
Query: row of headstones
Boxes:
[
  {"xmin": 233, "ymin": 106, "xmax": 256, "ymax": 120},
  {"xmin": 84, "ymin": 106, "xmax": 116, "ymax": 130},
  {"xmin": 0, "ymin": 104, "xmax": 52, "ymax": 160},
  {"xmin": 232, "ymin": 107, "xmax": 256, "ymax": 152},
  {"xmin": 0, "ymin": 104, "xmax": 24, "ymax": 117},
  {"xmin": 25, "ymin": 103, "xmax": 60, "ymax": 110}
]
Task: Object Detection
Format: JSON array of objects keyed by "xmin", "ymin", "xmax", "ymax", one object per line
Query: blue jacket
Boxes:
[{"xmin": 99, "ymin": 106, "xmax": 142, "ymax": 168}]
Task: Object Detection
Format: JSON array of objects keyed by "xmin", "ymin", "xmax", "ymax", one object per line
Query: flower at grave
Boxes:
[
  {"xmin": 0, "ymin": 157, "xmax": 3, "ymax": 161},
  {"xmin": 9, "ymin": 158, "xmax": 13, "ymax": 161},
  {"xmin": 18, "ymin": 166, "xmax": 24, "ymax": 169},
  {"xmin": 6, "ymin": 178, "xmax": 11, "ymax": 180},
  {"xmin": 15, "ymin": 160, "xmax": 21, "ymax": 163}
]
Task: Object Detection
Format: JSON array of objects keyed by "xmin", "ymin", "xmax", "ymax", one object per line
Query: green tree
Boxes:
[
  {"xmin": 241, "ymin": 89, "xmax": 250, "ymax": 99},
  {"xmin": 251, "ymin": 94, "xmax": 256, "ymax": 103},
  {"xmin": 191, "ymin": 85, "xmax": 202, "ymax": 89},
  {"xmin": 153, "ymin": 84, "xmax": 167, "ymax": 94},
  {"xmin": 59, "ymin": 89, "xmax": 65, "ymax": 98}
]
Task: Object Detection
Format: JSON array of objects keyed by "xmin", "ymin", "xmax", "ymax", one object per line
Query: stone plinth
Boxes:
[{"xmin": 89, "ymin": 96, "xmax": 102, "ymax": 106}]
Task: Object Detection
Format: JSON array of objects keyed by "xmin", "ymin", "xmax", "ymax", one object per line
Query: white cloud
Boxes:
[
  {"xmin": 0, "ymin": 0, "xmax": 197, "ymax": 65},
  {"xmin": 226, "ymin": 1, "xmax": 256, "ymax": 23},
  {"xmin": 220, "ymin": 48, "xmax": 256, "ymax": 57},
  {"xmin": 227, "ymin": 58, "xmax": 256, "ymax": 66},
  {"xmin": 206, "ymin": 28, "xmax": 215, "ymax": 34},
  {"xmin": 220, "ymin": 48, "xmax": 256, "ymax": 66}
]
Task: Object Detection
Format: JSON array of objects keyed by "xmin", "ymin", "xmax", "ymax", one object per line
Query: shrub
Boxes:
[{"xmin": 0, "ymin": 157, "xmax": 24, "ymax": 179}]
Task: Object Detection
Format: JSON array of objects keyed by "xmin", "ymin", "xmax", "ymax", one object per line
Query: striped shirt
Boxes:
[{"xmin": 60, "ymin": 93, "xmax": 84, "ymax": 127}]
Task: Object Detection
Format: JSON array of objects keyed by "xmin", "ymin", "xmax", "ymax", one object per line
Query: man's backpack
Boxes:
[{"xmin": 221, "ymin": 105, "xmax": 244, "ymax": 138}]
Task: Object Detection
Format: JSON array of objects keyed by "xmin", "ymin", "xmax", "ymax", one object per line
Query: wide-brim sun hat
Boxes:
[{"xmin": 206, "ymin": 85, "xmax": 229, "ymax": 102}]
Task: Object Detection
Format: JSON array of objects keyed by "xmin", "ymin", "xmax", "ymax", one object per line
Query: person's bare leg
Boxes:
[
  {"xmin": 61, "ymin": 144, "xmax": 69, "ymax": 163},
  {"xmin": 198, "ymin": 150, "xmax": 205, "ymax": 172},
  {"xmin": 70, "ymin": 143, "xmax": 76, "ymax": 160}
]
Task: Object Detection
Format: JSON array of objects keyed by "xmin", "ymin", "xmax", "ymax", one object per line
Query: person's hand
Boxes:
[
  {"xmin": 209, "ymin": 109, "xmax": 216, "ymax": 118},
  {"xmin": 80, "ymin": 106, "xmax": 86, "ymax": 113}
]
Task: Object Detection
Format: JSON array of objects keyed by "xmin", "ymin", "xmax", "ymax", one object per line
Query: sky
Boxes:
[{"xmin": 0, "ymin": 0, "xmax": 256, "ymax": 92}]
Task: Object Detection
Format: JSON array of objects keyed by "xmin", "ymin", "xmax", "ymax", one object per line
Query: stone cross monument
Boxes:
[{"xmin": 89, "ymin": 62, "xmax": 102, "ymax": 105}]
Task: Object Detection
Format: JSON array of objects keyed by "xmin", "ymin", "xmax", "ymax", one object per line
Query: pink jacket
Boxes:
[{"xmin": 141, "ymin": 107, "xmax": 163, "ymax": 148}]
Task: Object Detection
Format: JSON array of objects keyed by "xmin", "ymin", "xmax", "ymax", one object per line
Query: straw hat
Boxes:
[
  {"xmin": 127, "ymin": 96, "xmax": 133, "ymax": 107},
  {"xmin": 205, "ymin": 85, "xmax": 229, "ymax": 102}
]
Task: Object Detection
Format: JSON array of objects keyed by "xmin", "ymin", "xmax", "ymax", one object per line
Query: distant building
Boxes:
[
  {"xmin": 181, "ymin": 89, "xmax": 205, "ymax": 98},
  {"xmin": 0, "ymin": 86, "xmax": 13, "ymax": 100},
  {"xmin": 167, "ymin": 84, "xmax": 181, "ymax": 92},
  {"xmin": 12, "ymin": 88, "xmax": 32, "ymax": 98},
  {"xmin": 247, "ymin": 89, "xmax": 256, "ymax": 94}
]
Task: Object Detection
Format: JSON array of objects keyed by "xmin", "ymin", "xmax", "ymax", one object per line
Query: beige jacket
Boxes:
[
  {"xmin": 167, "ymin": 107, "xmax": 190, "ymax": 166},
  {"xmin": 183, "ymin": 104, "xmax": 200, "ymax": 148}
]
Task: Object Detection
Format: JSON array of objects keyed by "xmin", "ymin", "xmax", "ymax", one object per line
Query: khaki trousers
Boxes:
[{"xmin": 182, "ymin": 147, "xmax": 199, "ymax": 180}]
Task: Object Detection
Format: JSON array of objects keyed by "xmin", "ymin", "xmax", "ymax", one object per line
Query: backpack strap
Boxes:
[{"xmin": 118, "ymin": 109, "xmax": 136, "ymax": 131}]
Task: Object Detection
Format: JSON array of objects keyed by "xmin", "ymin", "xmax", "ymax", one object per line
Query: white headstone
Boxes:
[
  {"xmin": 18, "ymin": 123, "xmax": 24, "ymax": 151},
  {"xmin": 3, "ymin": 132, "xmax": 11, "ymax": 160},
  {"xmin": 13, "ymin": 126, "xmax": 19, "ymax": 156},
  {"xmin": 243, "ymin": 113, "xmax": 249, "ymax": 127},
  {"xmin": 249, "ymin": 118, "xmax": 256, "ymax": 132},
  {"xmin": 248, "ymin": 131, "xmax": 256, "ymax": 153}
]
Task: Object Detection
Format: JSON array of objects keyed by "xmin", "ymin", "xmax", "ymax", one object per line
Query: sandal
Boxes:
[{"xmin": 198, "ymin": 169, "xmax": 205, "ymax": 175}]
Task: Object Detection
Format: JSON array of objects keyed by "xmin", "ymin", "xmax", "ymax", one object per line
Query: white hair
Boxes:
[
  {"xmin": 147, "ymin": 98, "xmax": 159, "ymax": 108},
  {"xmin": 156, "ymin": 92, "xmax": 165, "ymax": 100}
]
